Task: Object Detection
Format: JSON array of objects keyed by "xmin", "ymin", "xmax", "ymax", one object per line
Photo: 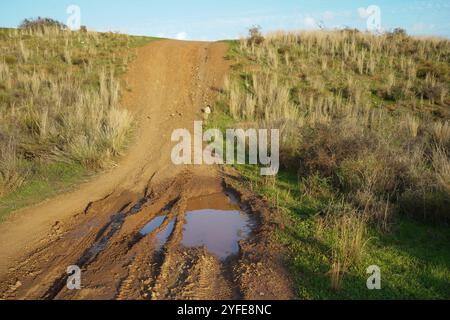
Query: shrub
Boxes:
[
  {"xmin": 248, "ymin": 26, "xmax": 264, "ymax": 45},
  {"xmin": 388, "ymin": 28, "xmax": 408, "ymax": 38},
  {"xmin": 416, "ymin": 62, "xmax": 448, "ymax": 81},
  {"xmin": 377, "ymin": 85, "xmax": 405, "ymax": 102},
  {"xmin": 19, "ymin": 17, "xmax": 67, "ymax": 31},
  {"xmin": 420, "ymin": 82, "xmax": 447, "ymax": 103},
  {"xmin": 297, "ymin": 124, "xmax": 372, "ymax": 179}
]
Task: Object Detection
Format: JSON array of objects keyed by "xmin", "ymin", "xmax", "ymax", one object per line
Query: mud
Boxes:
[
  {"xmin": 0, "ymin": 40, "xmax": 293, "ymax": 300},
  {"xmin": 0, "ymin": 172, "xmax": 293, "ymax": 300}
]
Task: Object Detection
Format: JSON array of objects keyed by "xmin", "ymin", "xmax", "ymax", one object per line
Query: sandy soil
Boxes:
[{"xmin": 0, "ymin": 40, "xmax": 293, "ymax": 300}]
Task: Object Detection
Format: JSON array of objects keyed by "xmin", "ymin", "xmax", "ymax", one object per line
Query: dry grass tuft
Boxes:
[
  {"xmin": 318, "ymin": 209, "xmax": 368, "ymax": 290},
  {"xmin": 433, "ymin": 147, "xmax": 450, "ymax": 194},
  {"xmin": 0, "ymin": 139, "xmax": 26, "ymax": 196},
  {"xmin": 432, "ymin": 121, "xmax": 450, "ymax": 147}
]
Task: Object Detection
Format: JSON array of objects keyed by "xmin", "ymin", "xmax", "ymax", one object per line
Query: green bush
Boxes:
[
  {"xmin": 19, "ymin": 17, "xmax": 67, "ymax": 31},
  {"xmin": 377, "ymin": 85, "xmax": 405, "ymax": 102},
  {"xmin": 248, "ymin": 26, "xmax": 264, "ymax": 45}
]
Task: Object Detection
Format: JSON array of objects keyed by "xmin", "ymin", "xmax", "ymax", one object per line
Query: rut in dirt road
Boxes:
[{"xmin": 0, "ymin": 40, "xmax": 293, "ymax": 300}]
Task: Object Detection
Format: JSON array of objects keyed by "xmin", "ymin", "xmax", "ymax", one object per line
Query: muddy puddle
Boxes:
[
  {"xmin": 182, "ymin": 192, "xmax": 254, "ymax": 260},
  {"xmin": 139, "ymin": 192, "xmax": 254, "ymax": 260},
  {"xmin": 140, "ymin": 216, "xmax": 175, "ymax": 251},
  {"xmin": 155, "ymin": 219, "xmax": 175, "ymax": 249},
  {"xmin": 140, "ymin": 216, "xmax": 166, "ymax": 236}
]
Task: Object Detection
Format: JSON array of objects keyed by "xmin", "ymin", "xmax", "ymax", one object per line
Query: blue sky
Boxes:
[{"xmin": 1, "ymin": 0, "xmax": 449, "ymax": 40}]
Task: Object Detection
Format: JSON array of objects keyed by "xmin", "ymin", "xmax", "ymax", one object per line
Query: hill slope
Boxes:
[{"xmin": 210, "ymin": 29, "xmax": 450, "ymax": 299}]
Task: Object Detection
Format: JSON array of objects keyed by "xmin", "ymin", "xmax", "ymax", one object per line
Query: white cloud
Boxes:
[
  {"xmin": 304, "ymin": 17, "xmax": 317, "ymax": 28},
  {"xmin": 175, "ymin": 32, "xmax": 188, "ymax": 40}
]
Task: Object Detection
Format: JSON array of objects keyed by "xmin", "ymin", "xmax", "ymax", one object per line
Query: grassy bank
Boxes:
[
  {"xmin": 0, "ymin": 26, "xmax": 156, "ymax": 221},
  {"xmin": 212, "ymin": 29, "xmax": 450, "ymax": 299}
]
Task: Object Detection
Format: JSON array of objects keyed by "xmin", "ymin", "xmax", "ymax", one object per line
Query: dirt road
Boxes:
[{"xmin": 0, "ymin": 40, "xmax": 292, "ymax": 300}]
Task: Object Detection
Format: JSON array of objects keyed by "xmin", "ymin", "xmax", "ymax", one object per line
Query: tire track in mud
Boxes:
[{"xmin": 0, "ymin": 172, "xmax": 293, "ymax": 300}]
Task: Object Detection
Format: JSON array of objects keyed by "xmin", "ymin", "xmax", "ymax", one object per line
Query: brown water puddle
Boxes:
[
  {"xmin": 139, "ymin": 192, "xmax": 254, "ymax": 259},
  {"xmin": 181, "ymin": 192, "xmax": 254, "ymax": 260}
]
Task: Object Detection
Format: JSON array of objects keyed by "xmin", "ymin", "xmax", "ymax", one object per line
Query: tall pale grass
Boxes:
[
  {"xmin": 0, "ymin": 27, "xmax": 134, "ymax": 194},
  {"xmin": 432, "ymin": 121, "xmax": 450, "ymax": 147},
  {"xmin": 18, "ymin": 40, "xmax": 30, "ymax": 62},
  {"xmin": 226, "ymin": 29, "xmax": 450, "ymax": 289},
  {"xmin": 319, "ymin": 210, "xmax": 368, "ymax": 290},
  {"xmin": 402, "ymin": 115, "xmax": 421, "ymax": 138},
  {"xmin": 0, "ymin": 139, "xmax": 25, "ymax": 196}
]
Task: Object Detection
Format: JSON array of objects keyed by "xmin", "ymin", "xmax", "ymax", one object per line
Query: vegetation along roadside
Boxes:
[{"xmin": 210, "ymin": 28, "xmax": 450, "ymax": 299}]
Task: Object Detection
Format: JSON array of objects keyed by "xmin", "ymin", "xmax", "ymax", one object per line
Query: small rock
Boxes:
[
  {"xmin": 260, "ymin": 292, "xmax": 265, "ymax": 297},
  {"xmin": 202, "ymin": 106, "xmax": 212, "ymax": 115},
  {"xmin": 9, "ymin": 280, "xmax": 22, "ymax": 291}
]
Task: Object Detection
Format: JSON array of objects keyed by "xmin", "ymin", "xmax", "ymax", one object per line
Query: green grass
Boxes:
[
  {"xmin": 0, "ymin": 161, "xmax": 89, "ymax": 222},
  {"xmin": 127, "ymin": 35, "xmax": 162, "ymax": 48},
  {"xmin": 231, "ymin": 164, "xmax": 450, "ymax": 299}
]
